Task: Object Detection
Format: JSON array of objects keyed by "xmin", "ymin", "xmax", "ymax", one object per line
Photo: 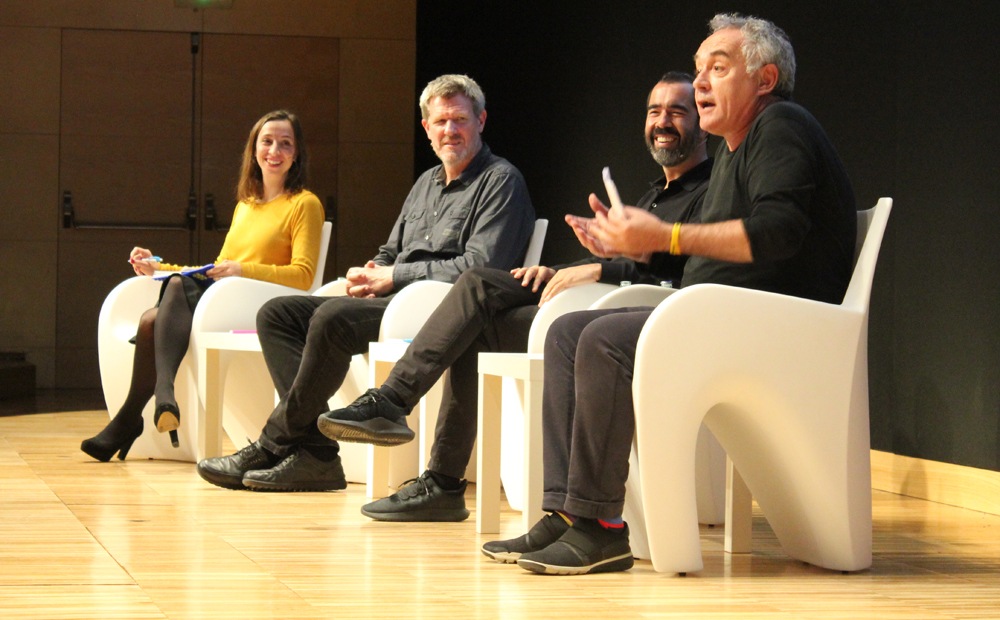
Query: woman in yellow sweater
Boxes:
[{"xmin": 82, "ymin": 110, "xmax": 325, "ymax": 461}]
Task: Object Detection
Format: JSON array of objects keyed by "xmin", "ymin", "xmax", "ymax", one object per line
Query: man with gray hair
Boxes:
[
  {"xmin": 482, "ymin": 13, "xmax": 856, "ymax": 575},
  {"xmin": 197, "ymin": 74, "xmax": 535, "ymax": 492}
]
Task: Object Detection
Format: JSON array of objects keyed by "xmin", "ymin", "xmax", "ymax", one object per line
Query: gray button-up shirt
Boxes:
[{"xmin": 372, "ymin": 144, "xmax": 535, "ymax": 289}]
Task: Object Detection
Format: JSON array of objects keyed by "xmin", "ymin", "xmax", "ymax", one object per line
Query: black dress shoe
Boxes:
[
  {"xmin": 81, "ymin": 415, "xmax": 144, "ymax": 462},
  {"xmin": 197, "ymin": 441, "xmax": 279, "ymax": 490},
  {"xmin": 360, "ymin": 470, "xmax": 469, "ymax": 522},
  {"xmin": 317, "ymin": 388, "xmax": 414, "ymax": 446},
  {"xmin": 242, "ymin": 449, "xmax": 348, "ymax": 492}
]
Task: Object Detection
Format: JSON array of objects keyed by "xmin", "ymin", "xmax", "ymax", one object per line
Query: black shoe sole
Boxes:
[
  {"xmin": 481, "ymin": 547, "xmax": 520, "ymax": 563},
  {"xmin": 196, "ymin": 465, "xmax": 247, "ymax": 490},
  {"xmin": 360, "ymin": 506, "xmax": 470, "ymax": 522},
  {"xmin": 481, "ymin": 515, "xmax": 570, "ymax": 564},
  {"xmin": 317, "ymin": 416, "xmax": 415, "ymax": 447},
  {"xmin": 516, "ymin": 552, "xmax": 634, "ymax": 575},
  {"xmin": 242, "ymin": 477, "xmax": 348, "ymax": 492}
]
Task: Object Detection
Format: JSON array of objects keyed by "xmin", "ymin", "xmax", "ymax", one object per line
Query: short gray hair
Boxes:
[
  {"xmin": 419, "ymin": 74, "xmax": 486, "ymax": 119},
  {"xmin": 709, "ymin": 13, "xmax": 796, "ymax": 99}
]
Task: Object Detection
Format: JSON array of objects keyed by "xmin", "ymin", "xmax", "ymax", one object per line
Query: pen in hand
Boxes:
[{"xmin": 128, "ymin": 256, "xmax": 162, "ymax": 264}]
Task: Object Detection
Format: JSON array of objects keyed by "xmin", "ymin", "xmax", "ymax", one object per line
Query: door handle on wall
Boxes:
[
  {"xmin": 61, "ymin": 190, "xmax": 197, "ymax": 231},
  {"xmin": 204, "ymin": 193, "xmax": 215, "ymax": 231},
  {"xmin": 203, "ymin": 193, "xmax": 229, "ymax": 233},
  {"xmin": 187, "ymin": 191, "xmax": 198, "ymax": 231}
]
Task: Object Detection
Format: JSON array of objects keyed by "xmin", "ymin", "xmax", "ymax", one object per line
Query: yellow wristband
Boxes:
[{"xmin": 669, "ymin": 222, "xmax": 682, "ymax": 255}]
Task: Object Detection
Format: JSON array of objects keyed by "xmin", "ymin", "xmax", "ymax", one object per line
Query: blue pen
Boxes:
[{"xmin": 128, "ymin": 256, "xmax": 162, "ymax": 264}]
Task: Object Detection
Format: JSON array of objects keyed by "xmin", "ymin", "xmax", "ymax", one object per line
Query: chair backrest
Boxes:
[
  {"xmin": 843, "ymin": 197, "xmax": 892, "ymax": 312},
  {"xmin": 308, "ymin": 221, "xmax": 333, "ymax": 292},
  {"xmin": 522, "ymin": 219, "xmax": 548, "ymax": 267}
]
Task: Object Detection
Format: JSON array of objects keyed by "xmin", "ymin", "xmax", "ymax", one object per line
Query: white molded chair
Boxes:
[
  {"xmin": 632, "ymin": 198, "xmax": 891, "ymax": 574},
  {"xmin": 358, "ymin": 218, "xmax": 550, "ymax": 494},
  {"xmin": 476, "ymin": 281, "xmax": 728, "ymax": 547},
  {"xmin": 97, "ymin": 221, "xmax": 332, "ymax": 462}
]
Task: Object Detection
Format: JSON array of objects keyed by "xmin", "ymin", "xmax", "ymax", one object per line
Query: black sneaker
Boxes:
[
  {"xmin": 197, "ymin": 441, "xmax": 280, "ymax": 490},
  {"xmin": 360, "ymin": 471, "xmax": 469, "ymax": 522},
  {"xmin": 481, "ymin": 513, "xmax": 571, "ymax": 563},
  {"xmin": 316, "ymin": 388, "xmax": 415, "ymax": 447},
  {"xmin": 516, "ymin": 519, "xmax": 634, "ymax": 575},
  {"xmin": 242, "ymin": 449, "xmax": 348, "ymax": 492}
]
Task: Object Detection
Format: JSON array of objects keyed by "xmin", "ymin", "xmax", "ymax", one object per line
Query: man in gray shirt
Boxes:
[{"xmin": 197, "ymin": 74, "xmax": 535, "ymax": 492}]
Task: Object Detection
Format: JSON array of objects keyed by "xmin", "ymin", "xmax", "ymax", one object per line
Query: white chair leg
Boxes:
[
  {"xmin": 198, "ymin": 347, "xmax": 225, "ymax": 460},
  {"xmin": 724, "ymin": 457, "xmax": 753, "ymax": 554},
  {"xmin": 476, "ymin": 371, "xmax": 503, "ymax": 533},
  {"xmin": 520, "ymin": 372, "xmax": 544, "ymax": 534},
  {"xmin": 367, "ymin": 355, "xmax": 396, "ymax": 498},
  {"xmin": 364, "ymin": 347, "xmax": 444, "ymax": 497}
]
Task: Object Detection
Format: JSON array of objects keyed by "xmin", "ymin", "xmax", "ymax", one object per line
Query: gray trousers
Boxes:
[
  {"xmin": 542, "ymin": 307, "xmax": 653, "ymax": 520},
  {"xmin": 382, "ymin": 267, "xmax": 539, "ymax": 478}
]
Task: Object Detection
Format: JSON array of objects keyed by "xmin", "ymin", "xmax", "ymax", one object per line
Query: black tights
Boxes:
[{"xmin": 113, "ymin": 277, "xmax": 194, "ymax": 423}]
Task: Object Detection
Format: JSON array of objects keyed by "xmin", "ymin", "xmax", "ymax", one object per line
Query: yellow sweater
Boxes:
[{"xmin": 161, "ymin": 191, "xmax": 324, "ymax": 291}]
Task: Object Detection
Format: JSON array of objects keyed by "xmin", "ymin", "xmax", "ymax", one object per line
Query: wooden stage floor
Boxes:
[{"xmin": 1, "ymin": 409, "xmax": 999, "ymax": 619}]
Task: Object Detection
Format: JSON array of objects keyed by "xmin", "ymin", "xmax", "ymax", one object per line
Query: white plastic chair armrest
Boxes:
[
  {"xmin": 379, "ymin": 280, "xmax": 454, "ymax": 341},
  {"xmin": 192, "ymin": 277, "xmax": 311, "ymax": 333},
  {"xmin": 313, "ymin": 277, "xmax": 349, "ymax": 297},
  {"xmin": 526, "ymin": 282, "xmax": 618, "ymax": 353},
  {"xmin": 589, "ymin": 283, "xmax": 675, "ymax": 310}
]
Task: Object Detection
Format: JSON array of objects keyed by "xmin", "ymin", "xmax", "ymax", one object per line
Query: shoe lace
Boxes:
[
  {"xmin": 351, "ymin": 388, "xmax": 382, "ymax": 410},
  {"xmin": 237, "ymin": 441, "xmax": 266, "ymax": 464},
  {"xmin": 270, "ymin": 451, "xmax": 297, "ymax": 471},
  {"xmin": 397, "ymin": 474, "xmax": 433, "ymax": 499}
]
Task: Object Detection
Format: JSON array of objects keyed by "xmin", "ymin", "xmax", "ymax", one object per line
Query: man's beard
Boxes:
[{"xmin": 647, "ymin": 128, "xmax": 696, "ymax": 167}]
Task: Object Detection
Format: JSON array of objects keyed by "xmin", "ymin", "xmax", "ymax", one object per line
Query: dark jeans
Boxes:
[
  {"xmin": 541, "ymin": 307, "xmax": 652, "ymax": 520},
  {"xmin": 256, "ymin": 294, "xmax": 393, "ymax": 456},
  {"xmin": 382, "ymin": 267, "xmax": 540, "ymax": 478}
]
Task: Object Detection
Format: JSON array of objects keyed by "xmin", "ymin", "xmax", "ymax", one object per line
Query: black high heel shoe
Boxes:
[
  {"xmin": 154, "ymin": 402, "xmax": 181, "ymax": 448},
  {"xmin": 81, "ymin": 416, "xmax": 144, "ymax": 462}
]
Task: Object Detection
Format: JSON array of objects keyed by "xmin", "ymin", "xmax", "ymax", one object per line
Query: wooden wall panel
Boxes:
[
  {"xmin": 202, "ymin": 0, "xmax": 415, "ymax": 39},
  {"xmin": 0, "ymin": 26, "xmax": 61, "ymax": 386},
  {"xmin": 336, "ymin": 141, "xmax": 414, "ymax": 271},
  {"xmin": 339, "ymin": 38, "xmax": 415, "ymax": 143},
  {"xmin": 59, "ymin": 30, "xmax": 193, "ymax": 228},
  {"xmin": 335, "ymin": 37, "xmax": 415, "ymax": 275},
  {"xmin": 0, "ymin": 135, "xmax": 59, "ymax": 242},
  {"xmin": 0, "ymin": 26, "xmax": 61, "ymax": 133},
  {"xmin": 0, "ymin": 240, "xmax": 58, "ymax": 386},
  {"xmin": 0, "ymin": 1, "xmax": 417, "ymax": 388},
  {"xmin": 198, "ymin": 34, "xmax": 340, "ymax": 265},
  {"xmin": 0, "ymin": 0, "xmax": 201, "ymax": 31}
]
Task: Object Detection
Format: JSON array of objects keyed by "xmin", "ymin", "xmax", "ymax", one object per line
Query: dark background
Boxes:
[{"xmin": 415, "ymin": 1, "xmax": 1000, "ymax": 471}]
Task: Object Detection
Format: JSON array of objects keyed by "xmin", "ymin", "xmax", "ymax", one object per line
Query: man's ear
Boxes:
[
  {"xmin": 478, "ymin": 109, "xmax": 487, "ymax": 133},
  {"xmin": 757, "ymin": 63, "xmax": 779, "ymax": 95}
]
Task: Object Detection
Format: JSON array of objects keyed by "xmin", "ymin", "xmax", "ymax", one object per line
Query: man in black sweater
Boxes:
[{"xmin": 480, "ymin": 13, "xmax": 857, "ymax": 576}]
